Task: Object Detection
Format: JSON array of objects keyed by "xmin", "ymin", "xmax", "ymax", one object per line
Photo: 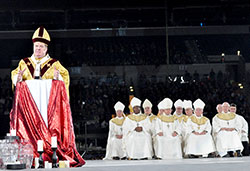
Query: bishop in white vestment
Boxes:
[
  {"xmin": 185, "ymin": 99, "xmax": 215, "ymax": 157},
  {"xmin": 154, "ymin": 98, "xmax": 182, "ymax": 159},
  {"xmin": 143, "ymin": 99, "xmax": 157, "ymax": 135},
  {"xmin": 122, "ymin": 97, "xmax": 153, "ymax": 159},
  {"xmin": 104, "ymin": 101, "xmax": 126, "ymax": 160},
  {"xmin": 182, "ymin": 100, "xmax": 193, "ymax": 155},
  {"xmin": 212, "ymin": 102, "xmax": 243, "ymax": 157}
]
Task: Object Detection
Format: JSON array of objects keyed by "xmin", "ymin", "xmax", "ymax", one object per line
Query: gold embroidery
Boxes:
[
  {"xmin": 11, "ymin": 57, "xmax": 69, "ymax": 97},
  {"xmin": 47, "ymin": 63, "xmax": 51, "ymax": 67},
  {"xmin": 190, "ymin": 115, "xmax": 208, "ymax": 125},
  {"xmin": 216, "ymin": 113, "xmax": 236, "ymax": 121},
  {"xmin": 128, "ymin": 114, "xmax": 147, "ymax": 122},
  {"xmin": 111, "ymin": 117, "xmax": 125, "ymax": 126},
  {"xmin": 158, "ymin": 115, "xmax": 175, "ymax": 123},
  {"xmin": 148, "ymin": 114, "xmax": 157, "ymax": 122},
  {"xmin": 27, "ymin": 62, "xmax": 31, "ymax": 66},
  {"xmin": 174, "ymin": 115, "xmax": 185, "ymax": 123},
  {"xmin": 183, "ymin": 115, "xmax": 190, "ymax": 123}
]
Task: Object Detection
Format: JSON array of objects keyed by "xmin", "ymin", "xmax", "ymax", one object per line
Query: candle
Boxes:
[
  {"xmin": 65, "ymin": 161, "xmax": 70, "ymax": 168},
  {"xmin": 51, "ymin": 136, "xmax": 57, "ymax": 148},
  {"xmin": 44, "ymin": 161, "xmax": 49, "ymax": 168},
  {"xmin": 35, "ymin": 157, "xmax": 39, "ymax": 169},
  {"xmin": 48, "ymin": 163, "xmax": 52, "ymax": 169},
  {"xmin": 37, "ymin": 140, "xmax": 43, "ymax": 152},
  {"xmin": 10, "ymin": 129, "xmax": 16, "ymax": 136},
  {"xmin": 44, "ymin": 161, "xmax": 52, "ymax": 169}
]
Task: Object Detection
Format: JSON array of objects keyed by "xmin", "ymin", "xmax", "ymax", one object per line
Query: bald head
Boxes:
[
  {"xmin": 222, "ymin": 102, "xmax": 230, "ymax": 113},
  {"xmin": 216, "ymin": 104, "xmax": 222, "ymax": 113}
]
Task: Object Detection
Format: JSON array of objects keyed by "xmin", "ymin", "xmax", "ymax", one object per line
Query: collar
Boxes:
[
  {"xmin": 173, "ymin": 112, "xmax": 183, "ymax": 117},
  {"xmin": 147, "ymin": 113, "xmax": 153, "ymax": 116},
  {"xmin": 116, "ymin": 116, "xmax": 124, "ymax": 120},
  {"xmin": 31, "ymin": 54, "xmax": 50, "ymax": 65},
  {"xmin": 195, "ymin": 114, "xmax": 203, "ymax": 118},
  {"xmin": 133, "ymin": 112, "xmax": 142, "ymax": 116},
  {"xmin": 163, "ymin": 113, "xmax": 172, "ymax": 117}
]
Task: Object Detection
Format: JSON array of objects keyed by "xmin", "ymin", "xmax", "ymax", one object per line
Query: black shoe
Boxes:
[
  {"xmin": 222, "ymin": 154, "xmax": 230, "ymax": 158},
  {"xmin": 112, "ymin": 156, "xmax": 120, "ymax": 160},
  {"xmin": 140, "ymin": 158, "xmax": 148, "ymax": 160},
  {"xmin": 236, "ymin": 150, "xmax": 242, "ymax": 157},
  {"xmin": 227, "ymin": 151, "xmax": 234, "ymax": 157},
  {"xmin": 121, "ymin": 157, "xmax": 127, "ymax": 160},
  {"xmin": 188, "ymin": 154, "xmax": 198, "ymax": 158},
  {"xmin": 155, "ymin": 156, "xmax": 162, "ymax": 160},
  {"xmin": 208, "ymin": 153, "xmax": 216, "ymax": 158}
]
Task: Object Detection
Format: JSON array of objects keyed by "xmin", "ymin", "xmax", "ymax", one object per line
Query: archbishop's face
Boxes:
[{"xmin": 33, "ymin": 41, "xmax": 48, "ymax": 58}]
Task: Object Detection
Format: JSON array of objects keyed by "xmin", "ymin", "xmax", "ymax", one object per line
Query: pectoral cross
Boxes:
[
  {"xmin": 167, "ymin": 124, "xmax": 170, "ymax": 128},
  {"xmin": 227, "ymin": 121, "xmax": 229, "ymax": 125},
  {"xmin": 137, "ymin": 122, "xmax": 139, "ymax": 127},
  {"xmin": 198, "ymin": 126, "xmax": 200, "ymax": 130}
]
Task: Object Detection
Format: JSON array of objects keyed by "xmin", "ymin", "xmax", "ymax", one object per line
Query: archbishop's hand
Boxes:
[
  {"xmin": 54, "ymin": 66, "xmax": 60, "ymax": 80},
  {"xmin": 17, "ymin": 68, "xmax": 26, "ymax": 83}
]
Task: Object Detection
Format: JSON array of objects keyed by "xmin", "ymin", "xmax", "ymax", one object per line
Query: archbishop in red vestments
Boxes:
[
  {"xmin": 10, "ymin": 80, "xmax": 85, "ymax": 167},
  {"xmin": 9, "ymin": 27, "xmax": 85, "ymax": 167}
]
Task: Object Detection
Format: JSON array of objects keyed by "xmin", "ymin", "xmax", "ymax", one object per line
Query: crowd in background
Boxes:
[{"xmin": 0, "ymin": 76, "xmax": 12, "ymax": 116}]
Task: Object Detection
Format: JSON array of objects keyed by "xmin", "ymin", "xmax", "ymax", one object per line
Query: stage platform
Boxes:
[
  {"xmin": 77, "ymin": 157, "xmax": 250, "ymax": 171},
  {"xmin": 26, "ymin": 157, "xmax": 250, "ymax": 170}
]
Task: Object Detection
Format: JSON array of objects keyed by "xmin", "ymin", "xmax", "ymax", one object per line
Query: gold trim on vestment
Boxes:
[
  {"xmin": 158, "ymin": 115, "xmax": 175, "ymax": 123},
  {"xmin": 111, "ymin": 117, "xmax": 125, "ymax": 126},
  {"xmin": 216, "ymin": 113, "xmax": 236, "ymax": 121},
  {"xmin": 128, "ymin": 114, "xmax": 147, "ymax": 122},
  {"xmin": 190, "ymin": 115, "xmax": 208, "ymax": 125}
]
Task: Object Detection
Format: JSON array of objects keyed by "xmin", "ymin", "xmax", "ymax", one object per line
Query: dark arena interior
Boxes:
[{"xmin": 0, "ymin": 0, "xmax": 250, "ymax": 170}]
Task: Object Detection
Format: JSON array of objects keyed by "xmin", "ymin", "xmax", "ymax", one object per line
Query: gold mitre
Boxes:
[{"xmin": 32, "ymin": 26, "xmax": 51, "ymax": 45}]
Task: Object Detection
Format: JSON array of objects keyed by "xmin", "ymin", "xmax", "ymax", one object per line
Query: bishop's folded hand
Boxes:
[
  {"xmin": 157, "ymin": 132, "xmax": 163, "ymax": 136},
  {"xmin": 135, "ymin": 127, "xmax": 143, "ymax": 132},
  {"xmin": 116, "ymin": 135, "xmax": 123, "ymax": 139}
]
